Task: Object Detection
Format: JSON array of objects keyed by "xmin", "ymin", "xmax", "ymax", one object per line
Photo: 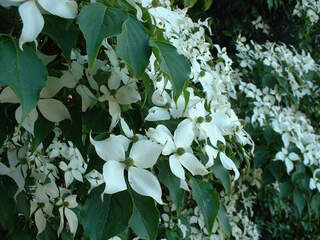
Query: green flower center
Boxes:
[
  {"xmin": 196, "ymin": 117, "xmax": 204, "ymax": 124},
  {"xmin": 132, "ymin": 135, "xmax": 139, "ymax": 143},
  {"xmin": 110, "ymin": 89, "xmax": 117, "ymax": 97},
  {"xmin": 176, "ymin": 147, "xmax": 185, "ymax": 156},
  {"xmin": 124, "ymin": 157, "xmax": 134, "ymax": 168},
  {"xmin": 38, "ymin": 202, "xmax": 45, "ymax": 209},
  {"xmin": 205, "ymin": 115, "xmax": 212, "ymax": 122}
]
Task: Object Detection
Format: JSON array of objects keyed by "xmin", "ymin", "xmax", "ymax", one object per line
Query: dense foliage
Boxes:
[{"xmin": 0, "ymin": 0, "xmax": 319, "ymax": 239}]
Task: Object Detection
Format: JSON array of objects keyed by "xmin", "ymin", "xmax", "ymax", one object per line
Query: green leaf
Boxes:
[
  {"xmin": 80, "ymin": 185, "xmax": 133, "ymax": 240},
  {"xmin": 293, "ymin": 188, "xmax": 305, "ymax": 215},
  {"xmin": 31, "ymin": 114, "xmax": 54, "ymax": 154},
  {"xmin": 311, "ymin": 193, "xmax": 320, "ymax": 217},
  {"xmin": 217, "ymin": 203, "xmax": 231, "ymax": 237},
  {"xmin": 129, "ymin": 190, "xmax": 159, "ymax": 240},
  {"xmin": 165, "ymin": 229, "xmax": 181, "ymax": 240},
  {"xmin": 61, "ymin": 231, "xmax": 74, "ymax": 240},
  {"xmin": 279, "ymin": 181, "xmax": 293, "ymax": 199},
  {"xmin": 253, "ymin": 150, "xmax": 272, "ymax": 168},
  {"xmin": 157, "ymin": 160, "xmax": 184, "ymax": 214},
  {"xmin": 16, "ymin": 191, "xmax": 30, "ymax": 217},
  {"xmin": 202, "ymin": 0, "xmax": 213, "ymax": 11},
  {"xmin": 189, "ymin": 177, "xmax": 220, "ymax": 234},
  {"xmin": 37, "ymin": 224, "xmax": 57, "ymax": 240},
  {"xmin": 42, "ymin": 15, "xmax": 78, "ymax": 61},
  {"xmin": 0, "ymin": 37, "xmax": 47, "ymax": 118},
  {"xmin": 150, "ymin": 40, "xmax": 190, "ymax": 100},
  {"xmin": 182, "ymin": 0, "xmax": 198, "ymax": 8},
  {"xmin": 212, "ymin": 157, "xmax": 231, "ymax": 195},
  {"xmin": 77, "ymin": 3, "xmax": 128, "ymax": 71},
  {"xmin": 0, "ymin": 177, "xmax": 17, "ymax": 230},
  {"xmin": 116, "ymin": 16, "xmax": 151, "ymax": 78}
]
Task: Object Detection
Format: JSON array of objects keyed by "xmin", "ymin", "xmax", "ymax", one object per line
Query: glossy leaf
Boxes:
[
  {"xmin": 80, "ymin": 185, "xmax": 133, "ymax": 240},
  {"xmin": 189, "ymin": 177, "xmax": 220, "ymax": 234},
  {"xmin": 150, "ymin": 40, "xmax": 190, "ymax": 100},
  {"xmin": 129, "ymin": 190, "xmax": 159, "ymax": 240},
  {"xmin": 217, "ymin": 203, "xmax": 231, "ymax": 237},
  {"xmin": 293, "ymin": 188, "xmax": 305, "ymax": 215},
  {"xmin": 0, "ymin": 37, "xmax": 47, "ymax": 118},
  {"xmin": 212, "ymin": 157, "xmax": 231, "ymax": 195},
  {"xmin": 42, "ymin": 15, "xmax": 78, "ymax": 61},
  {"xmin": 116, "ymin": 16, "xmax": 151, "ymax": 78},
  {"xmin": 157, "ymin": 160, "xmax": 184, "ymax": 214},
  {"xmin": 77, "ymin": 3, "xmax": 128, "ymax": 71},
  {"xmin": 31, "ymin": 114, "xmax": 55, "ymax": 154}
]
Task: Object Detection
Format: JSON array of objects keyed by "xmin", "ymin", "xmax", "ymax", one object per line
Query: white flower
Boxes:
[
  {"xmin": 0, "ymin": 149, "xmax": 27, "ymax": 197},
  {"xmin": 56, "ymin": 189, "xmax": 78, "ymax": 236},
  {"xmin": 30, "ymin": 182, "xmax": 58, "ymax": 234},
  {"xmin": 0, "ymin": 0, "xmax": 78, "ymax": 49},
  {"xmin": 90, "ymin": 134, "xmax": 164, "ymax": 204},
  {"xmin": 274, "ymin": 133, "xmax": 300, "ymax": 174},
  {"xmin": 147, "ymin": 120, "xmax": 208, "ymax": 181}
]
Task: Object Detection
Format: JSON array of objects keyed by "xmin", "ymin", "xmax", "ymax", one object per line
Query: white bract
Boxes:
[
  {"xmin": 0, "ymin": 0, "xmax": 78, "ymax": 49},
  {"xmin": 147, "ymin": 119, "xmax": 208, "ymax": 181},
  {"xmin": 90, "ymin": 134, "xmax": 164, "ymax": 204},
  {"xmin": 56, "ymin": 189, "xmax": 78, "ymax": 236}
]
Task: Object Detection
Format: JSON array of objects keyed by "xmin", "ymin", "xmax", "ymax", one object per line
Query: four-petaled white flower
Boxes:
[
  {"xmin": 56, "ymin": 189, "xmax": 78, "ymax": 236},
  {"xmin": 274, "ymin": 133, "xmax": 300, "ymax": 174},
  {"xmin": 0, "ymin": 0, "xmax": 78, "ymax": 49},
  {"xmin": 147, "ymin": 119, "xmax": 208, "ymax": 181},
  {"xmin": 90, "ymin": 134, "xmax": 164, "ymax": 204}
]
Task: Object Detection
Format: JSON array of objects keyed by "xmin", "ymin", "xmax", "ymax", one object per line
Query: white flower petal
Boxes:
[
  {"xmin": 109, "ymin": 101, "xmax": 121, "ymax": 131},
  {"xmin": 65, "ymin": 195, "xmax": 78, "ymax": 208},
  {"xmin": 59, "ymin": 161, "xmax": 68, "ymax": 171},
  {"xmin": 169, "ymin": 155, "xmax": 185, "ymax": 180},
  {"xmin": 120, "ymin": 118, "xmax": 134, "ymax": 138},
  {"xmin": 64, "ymin": 208, "xmax": 78, "ymax": 235},
  {"xmin": 204, "ymin": 145, "xmax": 218, "ymax": 168},
  {"xmin": 38, "ymin": 0, "xmax": 78, "ymax": 19},
  {"xmin": 76, "ymin": 85, "xmax": 97, "ymax": 112},
  {"xmin": 145, "ymin": 107, "xmax": 170, "ymax": 121},
  {"xmin": 103, "ymin": 161, "xmax": 127, "ymax": 194},
  {"xmin": 289, "ymin": 152, "xmax": 300, "ymax": 161},
  {"xmin": 58, "ymin": 207, "xmax": 64, "ymax": 236},
  {"xmin": 38, "ymin": 99, "xmax": 71, "ymax": 122},
  {"xmin": 64, "ymin": 171, "xmax": 74, "ymax": 187},
  {"xmin": 40, "ymin": 76, "xmax": 64, "ymax": 98},
  {"xmin": 108, "ymin": 68, "xmax": 121, "ymax": 90},
  {"xmin": 174, "ymin": 119, "xmax": 194, "ymax": 148},
  {"xmin": 18, "ymin": 1, "xmax": 44, "ymax": 49},
  {"xmin": 0, "ymin": 163, "xmax": 10, "ymax": 175},
  {"xmin": 35, "ymin": 209, "xmax": 46, "ymax": 235},
  {"xmin": 0, "ymin": 87, "xmax": 19, "ymax": 103},
  {"xmin": 116, "ymin": 85, "xmax": 141, "ymax": 104},
  {"xmin": 72, "ymin": 170, "xmax": 83, "ymax": 182},
  {"xmin": 128, "ymin": 166, "xmax": 163, "ymax": 204},
  {"xmin": 90, "ymin": 135, "xmax": 125, "ymax": 162},
  {"xmin": 178, "ymin": 152, "xmax": 208, "ymax": 176},
  {"xmin": 282, "ymin": 133, "xmax": 290, "ymax": 148},
  {"xmin": 201, "ymin": 122, "xmax": 225, "ymax": 147},
  {"xmin": 130, "ymin": 140, "xmax": 162, "ymax": 168},
  {"xmin": 15, "ymin": 106, "xmax": 38, "ymax": 134},
  {"xmin": 285, "ymin": 159, "xmax": 294, "ymax": 174},
  {"xmin": 219, "ymin": 152, "xmax": 240, "ymax": 180}
]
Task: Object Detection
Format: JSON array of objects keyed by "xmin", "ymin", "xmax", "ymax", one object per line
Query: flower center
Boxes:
[
  {"xmin": 110, "ymin": 89, "xmax": 117, "ymax": 97},
  {"xmin": 124, "ymin": 157, "xmax": 134, "ymax": 168},
  {"xmin": 132, "ymin": 135, "xmax": 139, "ymax": 143},
  {"xmin": 176, "ymin": 147, "xmax": 185, "ymax": 156},
  {"xmin": 38, "ymin": 202, "xmax": 45, "ymax": 209},
  {"xmin": 196, "ymin": 117, "xmax": 204, "ymax": 123},
  {"xmin": 205, "ymin": 115, "xmax": 212, "ymax": 122}
]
